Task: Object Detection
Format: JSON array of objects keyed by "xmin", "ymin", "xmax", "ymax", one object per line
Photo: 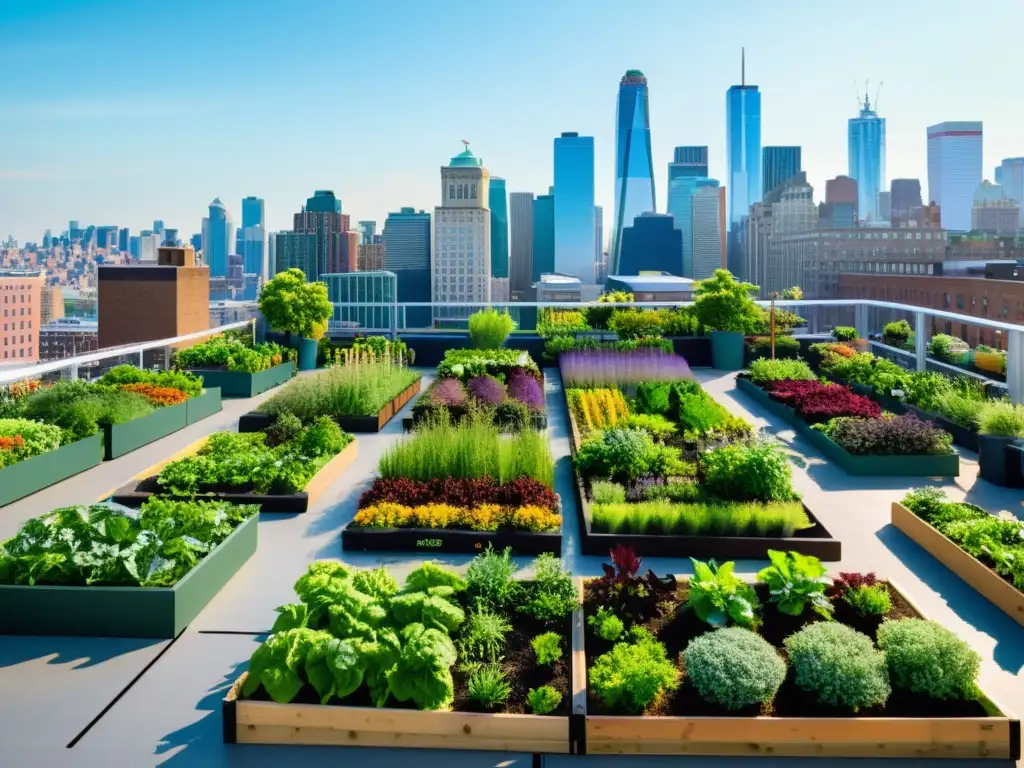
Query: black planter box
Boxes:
[
  {"xmin": 978, "ymin": 434, "xmax": 1024, "ymax": 488},
  {"xmin": 935, "ymin": 416, "xmax": 980, "ymax": 453},
  {"xmin": 668, "ymin": 336, "xmax": 711, "ymax": 367},
  {"xmin": 341, "ymin": 524, "xmax": 561, "ymax": 555}
]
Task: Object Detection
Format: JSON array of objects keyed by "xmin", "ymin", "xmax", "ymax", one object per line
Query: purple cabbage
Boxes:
[
  {"xmin": 430, "ymin": 377, "xmax": 467, "ymax": 407},
  {"xmin": 467, "ymin": 375, "xmax": 507, "ymax": 406},
  {"xmin": 560, "ymin": 349, "xmax": 693, "ymax": 389},
  {"xmin": 507, "ymin": 371, "xmax": 545, "ymax": 412}
]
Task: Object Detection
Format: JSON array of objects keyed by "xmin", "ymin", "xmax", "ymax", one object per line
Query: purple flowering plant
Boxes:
[
  {"xmin": 507, "ymin": 371, "xmax": 545, "ymax": 412},
  {"xmin": 560, "ymin": 348, "xmax": 694, "ymax": 390},
  {"xmin": 467, "ymin": 375, "xmax": 507, "ymax": 406}
]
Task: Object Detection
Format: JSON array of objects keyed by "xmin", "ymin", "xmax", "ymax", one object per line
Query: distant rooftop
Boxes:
[
  {"xmin": 607, "ymin": 273, "xmax": 695, "ymax": 292},
  {"xmin": 449, "ymin": 145, "xmax": 483, "ymax": 168},
  {"xmin": 0, "ymin": 269, "xmax": 43, "ymax": 278},
  {"xmin": 620, "ymin": 70, "xmax": 647, "ymax": 86}
]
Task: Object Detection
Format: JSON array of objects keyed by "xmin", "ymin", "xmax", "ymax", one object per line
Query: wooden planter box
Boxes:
[
  {"xmin": 575, "ymin": 579, "xmax": 1020, "ymax": 759},
  {"xmin": 0, "ymin": 512, "xmax": 258, "ymax": 638},
  {"xmin": 185, "ymin": 387, "xmax": 223, "ymax": 425},
  {"xmin": 223, "ymin": 672, "xmax": 571, "ymax": 754},
  {"xmin": 239, "ymin": 377, "xmax": 421, "ymax": 434},
  {"xmin": 891, "ymin": 501, "xmax": 1024, "ymax": 628},
  {"xmin": 562, "ymin": 383, "xmax": 841, "ymax": 561},
  {"xmin": 0, "ymin": 433, "xmax": 103, "ymax": 508},
  {"xmin": 735, "ymin": 377, "xmax": 960, "ymax": 478},
  {"xmin": 109, "ymin": 440, "xmax": 359, "ymax": 513},
  {"xmin": 103, "ymin": 400, "xmax": 188, "ymax": 460},
  {"xmin": 186, "ymin": 361, "xmax": 295, "ymax": 398}
]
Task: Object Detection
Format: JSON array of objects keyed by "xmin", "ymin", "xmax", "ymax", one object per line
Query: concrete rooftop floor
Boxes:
[{"xmin": 0, "ymin": 367, "xmax": 1021, "ymax": 768}]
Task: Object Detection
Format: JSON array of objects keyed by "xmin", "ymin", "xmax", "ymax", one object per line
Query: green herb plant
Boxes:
[
  {"xmin": 757, "ymin": 550, "xmax": 833, "ymax": 619},
  {"xmin": 686, "ymin": 558, "xmax": 760, "ymax": 628}
]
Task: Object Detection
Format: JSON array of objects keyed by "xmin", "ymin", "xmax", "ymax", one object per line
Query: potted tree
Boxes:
[
  {"xmin": 258, "ymin": 269, "xmax": 333, "ymax": 371},
  {"xmin": 692, "ymin": 269, "xmax": 761, "ymax": 370},
  {"xmin": 976, "ymin": 401, "xmax": 1024, "ymax": 487},
  {"xmin": 882, "ymin": 319, "xmax": 912, "ymax": 348}
]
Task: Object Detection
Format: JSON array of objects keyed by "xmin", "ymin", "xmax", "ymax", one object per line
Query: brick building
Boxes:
[
  {"xmin": 0, "ymin": 269, "xmax": 43, "ymax": 364},
  {"xmin": 97, "ymin": 245, "xmax": 208, "ymax": 353}
]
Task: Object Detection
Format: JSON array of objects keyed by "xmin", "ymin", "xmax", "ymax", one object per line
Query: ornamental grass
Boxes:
[
  {"xmin": 560, "ymin": 349, "xmax": 694, "ymax": 390},
  {"xmin": 590, "ymin": 500, "xmax": 810, "ymax": 537},
  {"xmin": 353, "ymin": 502, "xmax": 560, "ymax": 533},
  {"xmin": 379, "ymin": 414, "xmax": 555, "ymax": 488}
]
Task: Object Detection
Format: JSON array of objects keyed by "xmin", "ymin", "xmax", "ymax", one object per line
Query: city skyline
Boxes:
[{"xmin": 4, "ymin": 0, "xmax": 1024, "ymax": 243}]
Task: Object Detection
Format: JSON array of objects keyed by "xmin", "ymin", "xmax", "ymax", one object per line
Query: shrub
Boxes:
[
  {"xmin": 459, "ymin": 607, "xmax": 512, "ymax": 663},
  {"xmin": 623, "ymin": 413, "xmax": 676, "ymax": 440},
  {"xmin": 876, "ymin": 619, "xmax": 980, "ymax": 700},
  {"xmin": 882, "ymin": 319, "xmax": 912, "ymax": 347},
  {"xmin": 817, "ymin": 415, "xmax": 953, "ymax": 455},
  {"xmin": 844, "ymin": 584, "xmax": 892, "ymax": 617},
  {"xmin": 467, "ymin": 665, "xmax": 512, "ymax": 710},
  {"xmin": 976, "ymin": 400, "xmax": 1024, "ymax": 437},
  {"xmin": 23, "ymin": 383, "xmax": 155, "ymax": 443},
  {"xmin": 99, "ymin": 365, "xmax": 203, "ymax": 398},
  {"xmin": 608, "ymin": 309, "xmax": 663, "ymax": 339},
  {"xmin": 591, "ymin": 480, "xmax": 626, "ymax": 504},
  {"xmin": 264, "ymin": 411, "xmax": 303, "ymax": 447},
  {"xmin": 766, "ymin": 380, "xmax": 881, "ymax": 424},
  {"xmin": 588, "ymin": 606, "xmax": 624, "ymax": 641},
  {"xmin": 934, "ymin": 391, "xmax": 986, "ymax": 428},
  {"xmin": 175, "ymin": 336, "xmax": 288, "ymax": 373},
  {"xmin": 751, "ymin": 308, "xmax": 806, "ymax": 334},
  {"xmin": 531, "ymin": 632, "xmax": 563, "ymax": 665},
  {"xmin": 692, "ymin": 269, "xmax": 762, "ymax": 334},
  {"xmin": 589, "ymin": 627, "xmax": 681, "ymax": 714},
  {"xmin": 506, "ymin": 370, "xmax": 544, "ymax": 411},
  {"xmin": 659, "ymin": 306, "xmax": 701, "ymax": 336},
  {"xmin": 574, "ymin": 428, "xmax": 681, "ymax": 484},
  {"xmin": 747, "ymin": 358, "xmax": 816, "ymax": 384},
  {"xmin": 465, "ymin": 545, "xmax": 519, "ymax": 609},
  {"xmin": 117, "ymin": 383, "xmax": 189, "ymax": 406},
  {"xmin": 519, "ymin": 553, "xmax": 576, "ymax": 621},
  {"xmin": 468, "ymin": 309, "xmax": 516, "ymax": 349},
  {"xmin": 584, "ymin": 291, "xmax": 633, "ymax": 330},
  {"xmin": 0, "ymin": 418, "xmax": 63, "ymax": 468},
  {"xmin": 467, "ymin": 375, "xmax": 507, "ymax": 406},
  {"xmin": 683, "ymin": 627, "xmax": 787, "ymax": 710},
  {"xmin": 634, "ymin": 381, "xmax": 671, "ymax": 415},
  {"xmin": 832, "ymin": 326, "xmax": 858, "ymax": 342},
  {"xmin": 783, "ymin": 623, "xmax": 890, "ymax": 711},
  {"xmin": 431, "ymin": 378, "xmax": 469, "ymax": 407},
  {"xmin": 359, "ymin": 475, "xmax": 558, "ymax": 511},
  {"xmin": 494, "ymin": 399, "xmax": 530, "ymax": 431},
  {"xmin": 537, "ymin": 308, "xmax": 589, "ymax": 337},
  {"xmin": 592, "ymin": 500, "xmax": 810, "ymax": 538},
  {"xmin": 746, "ymin": 335, "xmax": 800, "ymax": 360},
  {"xmin": 701, "ymin": 436, "xmax": 799, "ymax": 503},
  {"xmin": 259, "ymin": 268, "xmax": 332, "ymax": 339},
  {"xmin": 526, "ymin": 685, "xmax": 562, "ymax": 715}
]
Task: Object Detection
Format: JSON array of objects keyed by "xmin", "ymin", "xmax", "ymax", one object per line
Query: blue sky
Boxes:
[{"xmin": 1, "ymin": 0, "xmax": 1022, "ymax": 243}]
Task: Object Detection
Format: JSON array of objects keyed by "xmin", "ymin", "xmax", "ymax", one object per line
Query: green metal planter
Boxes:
[
  {"xmin": 296, "ymin": 338, "xmax": 318, "ymax": 371},
  {"xmin": 103, "ymin": 401, "xmax": 188, "ymax": 460},
  {"xmin": 0, "ymin": 434, "xmax": 103, "ymax": 508},
  {"xmin": 710, "ymin": 331, "xmax": 745, "ymax": 370},
  {"xmin": 735, "ymin": 377, "xmax": 960, "ymax": 478},
  {"xmin": 0, "ymin": 512, "xmax": 258, "ymax": 638},
  {"xmin": 185, "ymin": 362, "xmax": 295, "ymax": 398},
  {"xmin": 185, "ymin": 387, "xmax": 222, "ymax": 425}
]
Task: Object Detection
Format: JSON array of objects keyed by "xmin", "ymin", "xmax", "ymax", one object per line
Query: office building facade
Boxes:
[
  {"xmin": 322, "ymin": 270, "xmax": 396, "ymax": 331},
  {"xmin": 692, "ymin": 180, "xmax": 725, "ymax": 280},
  {"xmin": 488, "ymin": 178, "xmax": 509, "ymax": 279},
  {"xmin": 594, "ymin": 205, "xmax": 604, "ymax": 282},
  {"xmin": 611, "ymin": 70, "xmax": 656, "ymax": 273},
  {"xmin": 666, "ymin": 146, "xmax": 709, "ymax": 278},
  {"xmin": 0, "ymin": 269, "xmax": 42, "ymax": 363},
  {"xmin": 891, "ymin": 179, "xmax": 924, "ymax": 226},
  {"xmin": 972, "ymin": 181, "xmax": 1020, "ymax": 235},
  {"xmin": 927, "ymin": 122, "xmax": 983, "ymax": 233},
  {"xmin": 995, "ymin": 158, "xmax": 1024, "ymax": 228},
  {"xmin": 553, "ymin": 132, "xmax": 596, "ymax": 283},
  {"xmin": 358, "ymin": 221, "xmax": 377, "ymax": 244},
  {"xmin": 509, "ymin": 192, "xmax": 535, "ymax": 295},
  {"xmin": 274, "ymin": 190, "xmax": 350, "ymax": 281},
  {"xmin": 532, "ymin": 189, "xmax": 555, "ymax": 282},
  {"xmin": 848, "ymin": 95, "xmax": 886, "ymax": 222},
  {"xmin": 358, "ymin": 242, "xmax": 387, "ymax": 271},
  {"xmin": 618, "ymin": 213, "xmax": 681, "ymax": 276},
  {"xmin": 201, "ymin": 198, "xmax": 234, "ymax": 278},
  {"xmin": 382, "ymin": 207, "xmax": 430, "ymax": 327},
  {"xmin": 726, "ymin": 53, "xmax": 761, "ymax": 227},
  {"xmin": 762, "ymin": 146, "xmax": 802, "ymax": 197}
]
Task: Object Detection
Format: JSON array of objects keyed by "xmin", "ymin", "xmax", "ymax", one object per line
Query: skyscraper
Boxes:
[
  {"xmin": 238, "ymin": 196, "xmax": 266, "ymax": 282},
  {"xmin": 666, "ymin": 146, "xmax": 709, "ymax": 278},
  {"xmin": 553, "ymin": 132, "xmax": 596, "ymax": 283},
  {"xmin": 274, "ymin": 190, "xmax": 349, "ymax": 282},
  {"xmin": 726, "ymin": 49, "xmax": 761, "ymax": 277},
  {"xmin": 383, "ymin": 207, "xmax": 431, "ymax": 327},
  {"xmin": 618, "ymin": 213, "xmax": 680, "ymax": 276},
  {"xmin": 532, "ymin": 189, "xmax": 555, "ymax": 282},
  {"xmin": 995, "ymin": 158, "xmax": 1024, "ymax": 227},
  {"xmin": 433, "ymin": 144, "xmax": 491, "ymax": 315},
  {"xmin": 762, "ymin": 146, "xmax": 802, "ymax": 197},
  {"xmin": 848, "ymin": 91, "xmax": 886, "ymax": 222},
  {"xmin": 820, "ymin": 175, "xmax": 858, "ymax": 228},
  {"xmin": 890, "ymin": 179, "xmax": 923, "ymax": 226},
  {"xmin": 594, "ymin": 205, "xmax": 604, "ymax": 282},
  {"xmin": 611, "ymin": 70, "xmax": 656, "ymax": 273},
  {"xmin": 489, "ymin": 177, "xmax": 509, "ymax": 279},
  {"xmin": 358, "ymin": 221, "xmax": 377, "ymax": 245},
  {"xmin": 201, "ymin": 198, "xmax": 233, "ymax": 277},
  {"xmin": 241, "ymin": 196, "xmax": 265, "ymax": 229},
  {"xmin": 927, "ymin": 122, "xmax": 983, "ymax": 232},
  {"xmin": 509, "ymin": 192, "xmax": 535, "ymax": 296},
  {"xmin": 118, "ymin": 227, "xmax": 129, "ymax": 253},
  {"xmin": 692, "ymin": 179, "xmax": 725, "ymax": 280}
]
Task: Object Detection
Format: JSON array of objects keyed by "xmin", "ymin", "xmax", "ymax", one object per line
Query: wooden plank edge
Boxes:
[
  {"xmin": 222, "ymin": 673, "xmax": 244, "ymax": 744},
  {"xmin": 304, "ymin": 439, "xmax": 359, "ymax": 506},
  {"xmin": 571, "ymin": 577, "xmax": 587, "ymax": 755},
  {"xmin": 891, "ymin": 502, "xmax": 1024, "ymax": 629}
]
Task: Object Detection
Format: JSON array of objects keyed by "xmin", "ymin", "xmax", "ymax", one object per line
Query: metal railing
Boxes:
[{"xmin": 4, "ymin": 298, "xmax": 1024, "ymax": 402}]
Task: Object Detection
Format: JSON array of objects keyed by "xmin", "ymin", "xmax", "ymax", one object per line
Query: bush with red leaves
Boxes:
[
  {"xmin": 358, "ymin": 475, "xmax": 557, "ymax": 510},
  {"xmin": 767, "ymin": 379, "xmax": 881, "ymax": 424},
  {"xmin": 826, "ymin": 571, "xmax": 878, "ymax": 599}
]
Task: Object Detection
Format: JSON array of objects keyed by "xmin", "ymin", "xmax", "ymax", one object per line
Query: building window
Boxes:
[
  {"xmin": 956, "ymin": 294, "xmax": 964, "ymax": 309},
  {"xmin": 449, "ymin": 185, "xmax": 455, "ymax": 200},
  {"xmin": 471, "ymin": 184, "xmax": 477, "ymax": 199},
  {"xmin": 456, "ymin": 185, "xmax": 463, "ymax": 199}
]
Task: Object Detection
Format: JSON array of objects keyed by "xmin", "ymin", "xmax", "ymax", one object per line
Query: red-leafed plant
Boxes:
[
  {"xmin": 590, "ymin": 544, "xmax": 674, "ymax": 620},
  {"xmin": 767, "ymin": 379, "xmax": 881, "ymax": 424},
  {"xmin": 357, "ymin": 475, "xmax": 557, "ymax": 511},
  {"xmin": 826, "ymin": 571, "xmax": 878, "ymax": 599}
]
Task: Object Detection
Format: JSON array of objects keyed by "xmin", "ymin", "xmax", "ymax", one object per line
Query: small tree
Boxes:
[
  {"xmin": 468, "ymin": 308, "xmax": 516, "ymax": 349},
  {"xmin": 259, "ymin": 268, "xmax": 333, "ymax": 340},
  {"xmin": 781, "ymin": 286, "xmax": 803, "ymax": 300},
  {"xmin": 692, "ymin": 269, "xmax": 761, "ymax": 334}
]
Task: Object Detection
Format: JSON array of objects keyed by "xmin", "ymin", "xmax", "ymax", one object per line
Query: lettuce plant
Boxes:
[
  {"xmin": 756, "ymin": 549, "xmax": 833, "ymax": 619},
  {"xmin": 687, "ymin": 558, "xmax": 760, "ymax": 628}
]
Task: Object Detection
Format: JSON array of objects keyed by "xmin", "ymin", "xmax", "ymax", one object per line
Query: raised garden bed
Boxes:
[
  {"xmin": 0, "ymin": 510, "xmax": 258, "ymax": 638},
  {"xmin": 223, "ymin": 559, "xmax": 576, "ymax": 755},
  {"xmin": 109, "ymin": 439, "xmax": 359, "ymax": 513},
  {"xmin": 185, "ymin": 361, "xmax": 295, "ymax": 398},
  {"xmin": 185, "ymin": 387, "xmax": 222, "ymax": 425},
  {"xmin": 342, "ymin": 517, "xmax": 561, "ymax": 555},
  {"xmin": 0, "ymin": 433, "xmax": 103, "ymax": 508},
  {"xmin": 562, "ymin": 383, "xmax": 841, "ymax": 561},
  {"xmin": 238, "ymin": 378, "xmax": 420, "ymax": 434},
  {"xmin": 576, "ymin": 575, "xmax": 1020, "ymax": 759},
  {"xmin": 104, "ymin": 400, "xmax": 189, "ymax": 460},
  {"xmin": 402, "ymin": 413, "xmax": 548, "ymax": 433},
  {"xmin": 891, "ymin": 501, "xmax": 1024, "ymax": 628},
  {"xmin": 736, "ymin": 376, "xmax": 960, "ymax": 477}
]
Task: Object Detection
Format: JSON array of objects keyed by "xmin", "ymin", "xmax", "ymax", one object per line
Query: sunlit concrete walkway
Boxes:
[{"xmin": 0, "ymin": 367, "xmax": 1020, "ymax": 767}]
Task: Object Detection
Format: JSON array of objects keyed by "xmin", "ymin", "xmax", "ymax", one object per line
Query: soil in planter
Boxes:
[{"xmin": 583, "ymin": 581, "xmax": 992, "ymax": 720}]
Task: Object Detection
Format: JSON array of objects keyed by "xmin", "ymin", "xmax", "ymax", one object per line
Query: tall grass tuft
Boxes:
[
  {"xmin": 379, "ymin": 414, "xmax": 554, "ymax": 487},
  {"xmin": 590, "ymin": 500, "xmax": 810, "ymax": 537}
]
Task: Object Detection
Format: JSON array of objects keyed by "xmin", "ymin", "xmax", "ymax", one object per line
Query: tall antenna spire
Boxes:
[{"xmin": 741, "ymin": 47, "xmax": 745, "ymax": 86}]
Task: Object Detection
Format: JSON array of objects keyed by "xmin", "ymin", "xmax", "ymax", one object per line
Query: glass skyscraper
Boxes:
[
  {"xmin": 489, "ymin": 178, "xmax": 509, "ymax": 279},
  {"xmin": 618, "ymin": 213, "xmax": 680, "ymax": 276},
  {"xmin": 532, "ymin": 189, "xmax": 555, "ymax": 282},
  {"xmin": 762, "ymin": 146, "xmax": 802, "ymax": 197},
  {"xmin": 666, "ymin": 146, "xmax": 709, "ymax": 277},
  {"xmin": 553, "ymin": 132, "xmax": 596, "ymax": 283},
  {"xmin": 610, "ymin": 70, "xmax": 656, "ymax": 274},
  {"xmin": 382, "ymin": 207, "xmax": 431, "ymax": 328},
  {"xmin": 848, "ymin": 96, "xmax": 886, "ymax": 222},
  {"xmin": 241, "ymin": 196, "xmax": 265, "ymax": 229},
  {"xmin": 201, "ymin": 198, "xmax": 233, "ymax": 278},
  {"xmin": 323, "ymin": 271, "xmax": 396, "ymax": 331},
  {"xmin": 927, "ymin": 122, "xmax": 983, "ymax": 233},
  {"xmin": 726, "ymin": 54, "xmax": 761, "ymax": 228}
]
